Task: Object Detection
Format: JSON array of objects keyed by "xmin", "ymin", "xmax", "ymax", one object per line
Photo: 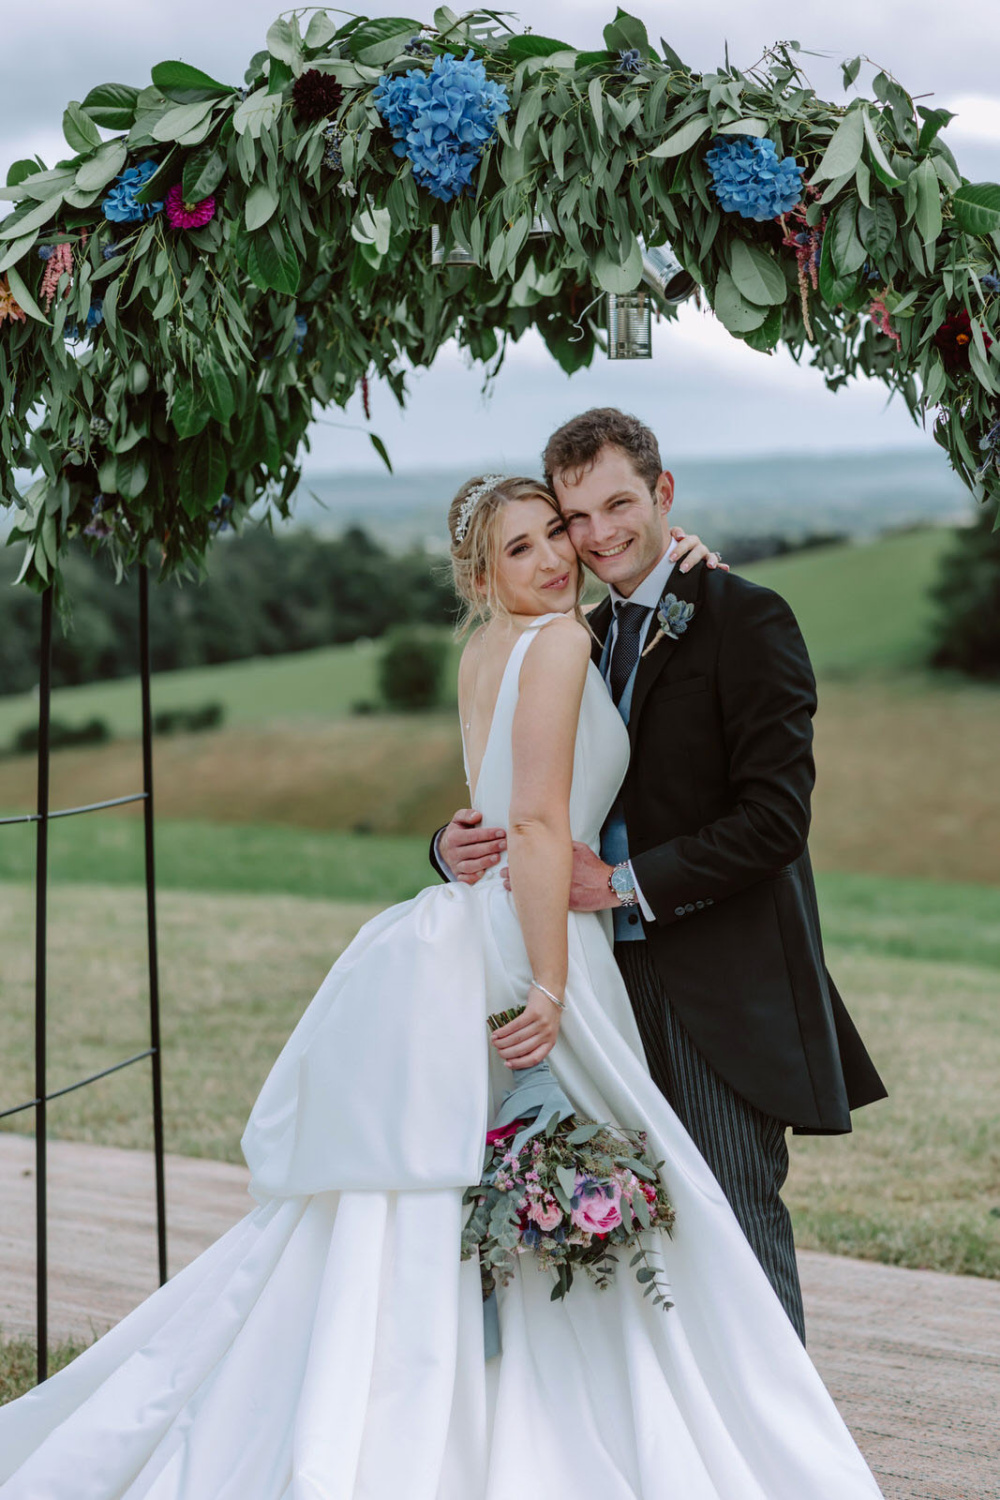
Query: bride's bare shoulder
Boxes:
[{"xmin": 522, "ymin": 614, "xmax": 591, "ymax": 675}]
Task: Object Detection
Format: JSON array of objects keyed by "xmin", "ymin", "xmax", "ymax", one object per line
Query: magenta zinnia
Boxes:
[{"xmin": 165, "ymin": 184, "xmax": 217, "ymax": 230}]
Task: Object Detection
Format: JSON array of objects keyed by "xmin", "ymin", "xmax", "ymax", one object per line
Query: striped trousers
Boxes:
[{"xmin": 616, "ymin": 941, "xmax": 806, "ymax": 1344}]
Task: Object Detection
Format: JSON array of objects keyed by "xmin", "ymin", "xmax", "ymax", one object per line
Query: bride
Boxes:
[{"xmin": 0, "ymin": 475, "xmax": 883, "ymax": 1499}]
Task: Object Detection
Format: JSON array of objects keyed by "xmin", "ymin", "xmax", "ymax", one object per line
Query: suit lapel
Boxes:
[{"xmin": 627, "ymin": 560, "xmax": 705, "ymax": 746}]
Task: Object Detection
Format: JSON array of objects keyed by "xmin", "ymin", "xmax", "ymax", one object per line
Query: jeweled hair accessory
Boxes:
[{"xmin": 454, "ymin": 473, "xmax": 506, "ymax": 544}]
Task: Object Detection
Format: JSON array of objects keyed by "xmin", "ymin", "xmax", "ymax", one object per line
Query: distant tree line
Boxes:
[
  {"xmin": 929, "ymin": 509, "xmax": 1000, "ymax": 680},
  {"xmin": 0, "ymin": 527, "xmax": 458, "ymax": 696}
]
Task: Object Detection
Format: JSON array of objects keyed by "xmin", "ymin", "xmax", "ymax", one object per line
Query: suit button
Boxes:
[
  {"xmin": 627, "ymin": 913, "xmax": 639, "ymax": 925},
  {"xmin": 674, "ymin": 906, "xmax": 685, "ymax": 917},
  {"xmin": 684, "ymin": 903, "xmax": 695, "ymax": 913},
  {"xmin": 706, "ymin": 898, "xmax": 714, "ymax": 906},
  {"xmin": 695, "ymin": 900, "xmax": 704, "ymax": 910}
]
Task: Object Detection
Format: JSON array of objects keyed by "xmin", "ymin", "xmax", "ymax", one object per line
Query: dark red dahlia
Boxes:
[
  {"xmin": 933, "ymin": 308, "xmax": 993, "ymax": 374},
  {"xmin": 292, "ymin": 69, "xmax": 344, "ymax": 124}
]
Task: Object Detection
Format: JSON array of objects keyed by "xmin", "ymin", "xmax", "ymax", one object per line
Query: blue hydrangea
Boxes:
[
  {"xmin": 373, "ymin": 50, "xmax": 509, "ymax": 203},
  {"xmin": 102, "ymin": 159, "xmax": 164, "ymax": 224},
  {"xmin": 704, "ymin": 135, "xmax": 804, "ymax": 221}
]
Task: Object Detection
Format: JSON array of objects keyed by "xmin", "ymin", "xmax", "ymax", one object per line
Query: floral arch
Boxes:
[{"xmin": 1, "ymin": 5, "xmax": 999, "ymax": 596}]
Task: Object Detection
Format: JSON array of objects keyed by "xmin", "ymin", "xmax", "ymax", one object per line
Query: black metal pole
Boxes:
[
  {"xmin": 139, "ymin": 565, "xmax": 167, "ymax": 1286},
  {"xmin": 34, "ymin": 587, "xmax": 53, "ymax": 1385}
]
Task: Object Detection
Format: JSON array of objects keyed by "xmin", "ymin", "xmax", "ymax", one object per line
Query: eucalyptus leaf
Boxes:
[
  {"xmin": 0, "ymin": 234, "xmax": 38, "ymax": 275},
  {"xmin": 827, "ymin": 200, "xmax": 867, "ymax": 277},
  {"xmin": 857, "ymin": 198, "xmax": 896, "ymax": 260},
  {"xmin": 0, "ymin": 196, "xmax": 62, "ymax": 240},
  {"xmin": 6, "ymin": 264, "xmax": 50, "ymax": 324},
  {"xmin": 714, "ymin": 118, "xmax": 769, "ymax": 137},
  {"xmin": 151, "ymin": 60, "xmax": 232, "ymax": 96},
  {"xmin": 648, "ymin": 113, "xmax": 709, "ymax": 159},
  {"xmin": 811, "ymin": 107, "xmax": 864, "ymax": 184},
  {"xmin": 556, "ymin": 1165, "xmax": 578, "ymax": 1203},
  {"xmin": 63, "ymin": 101, "xmax": 103, "ymax": 155},
  {"xmin": 862, "ymin": 107, "xmax": 904, "ymax": 187},
  {"xmin": 712, "ymin": 270, "xmax": 767, "ymax": 332},
  {"xmin": 729, "ymin": 240, "xmax": 787, "ymax": 305},
  {"xmin": 305, "ymin": 12, "xmax": 339, "ymax": 49},
  {"xmin": 233, "ymin": 88, "xmax": 283, "ymax": 139},
  {"xmin": 245, "ymin": 181, "xmax": 279, "ymax": 231},
  {"xmin": 183, "ymin": 145, "xmax": 226, "ymax": 202},
  {"xmin": 152, "ymin": 99, "xmax": 216, "ymax": 142},
  {"xmin": 75, "ymin": 140, "xmax": 128, "ymax": 194},
  {"xmin": 593, "ymin": 237, "xmax": 643, "ymax": 293},
  {"xmin": 912, "ymin": 156, "xmax": 943, "ymax": 248}
]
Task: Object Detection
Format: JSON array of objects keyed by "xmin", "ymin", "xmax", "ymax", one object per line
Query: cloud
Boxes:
[{"xmin": 942, "ymin": 93, "xmax": 1000, "ymax": 143}]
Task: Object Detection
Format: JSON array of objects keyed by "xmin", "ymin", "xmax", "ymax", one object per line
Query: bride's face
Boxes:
[{"xmin": 490, "ymin": 497, "xmax": 579, "ymax": 616}]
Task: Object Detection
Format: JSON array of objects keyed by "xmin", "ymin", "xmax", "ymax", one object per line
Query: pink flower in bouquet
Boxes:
[
  {"xmin": 528, "ymin": 1198, "xmax": 563, "ymax": 1231},
  {"xmin": 571, "ymin": 1177, "xmax": 623, "ymax": 1235},
  {"xmin": 165, "ymin": 183, "xmax": 217, "ymax": 229},
  {"xmin": 486, "ymin": 1119, "xmax": 525, "ymax": 1146}
]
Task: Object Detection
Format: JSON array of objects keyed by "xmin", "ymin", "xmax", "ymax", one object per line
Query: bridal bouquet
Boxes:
[{"xmin": 461, "ymin": 1007, "xmax": 675, "ymax": 1309}]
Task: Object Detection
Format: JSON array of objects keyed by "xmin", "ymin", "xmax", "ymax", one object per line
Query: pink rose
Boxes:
[
  {"xmin": 570, "ymin": 1179, "xmax": 622, "ymax": 1235},
  {"xmin": 529, "ymin": 1199, "xmax": 563, "ymax": 1231}
]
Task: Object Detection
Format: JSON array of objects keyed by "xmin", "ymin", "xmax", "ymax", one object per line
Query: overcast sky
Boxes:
[{"xmin": 2, "ymin": 1, "xmax": 998, "ymax": 475}]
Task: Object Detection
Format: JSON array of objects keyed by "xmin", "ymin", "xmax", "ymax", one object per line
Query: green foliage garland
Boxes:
[{"xmin": 2, "ymin": 6, "xmax": 999, "ymax": 595}]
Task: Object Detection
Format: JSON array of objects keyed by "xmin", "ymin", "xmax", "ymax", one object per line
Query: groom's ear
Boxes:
[{"xmin": 655, "ymin": 471, "xmax": 675, "ymax": 515}]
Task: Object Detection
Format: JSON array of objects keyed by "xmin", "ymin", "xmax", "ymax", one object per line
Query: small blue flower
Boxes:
[
  {"xmin": 521, "ymin": 1225, "xmax": 541, "ymax": 1249},
  {"xmin": 705, "ymin": 135, "xmax": 804, "ymax": 221},
  {"xmin": 982, "ymin": 272, "xmax": 1000, "ymax": 294},
  {"xmin": 102, "ymin": 241, "xmax": 123, "ymax": 260},
  {"xmin": 617, "ymin": 48, "xmax": 642, "ymax": 74},
  {"xmin": 322, "ymin": 124, "xmax": 343, "ymax": 171},
  {"xmin": 102, "ymin": 159, "xmax": 163, "ymax": 224},
  {"xmin": 655, "ymin": 593, "xmax": 696, "ymax": 640},
  {"xmin": 404, "ymin": 35, "xmax": 433, "ymax": 57},
  {"xmin": 293, "ymin": 313, "xmax": 308, "ymax": 353},
  {"xmin": 210, "ymin": 492, "xmax": 235, "ymax": 535},
  {"xmin": 37, "ymin": 244, "xmax": 56, "ymax": 261},
  {"xmin": 373, "ymin": 50, "xmax": 509, "ymax": 203},
  {"xmin": 86, "ymin": 299, "xmax": 104, "ymax": 328}
]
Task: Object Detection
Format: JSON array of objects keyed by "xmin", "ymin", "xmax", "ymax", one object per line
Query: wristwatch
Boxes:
[{"xmin": 608, "ymin": 862, "xmax": 639, "ymax": 907}]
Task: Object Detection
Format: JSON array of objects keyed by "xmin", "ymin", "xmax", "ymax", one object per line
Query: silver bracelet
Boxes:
[{"xmin": 531, "ymin": 979, "xmax": 566, "ymax": 1011}]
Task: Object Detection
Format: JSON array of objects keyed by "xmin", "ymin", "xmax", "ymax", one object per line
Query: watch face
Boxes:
[{"xmin": 611, "ymin": 865, "xmax": 634, "ymax": 897}]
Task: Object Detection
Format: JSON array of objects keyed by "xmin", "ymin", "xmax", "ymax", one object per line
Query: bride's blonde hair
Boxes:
[{"xmin": 447, "ymin": 474, "xmax": 585, "ymax": 633}]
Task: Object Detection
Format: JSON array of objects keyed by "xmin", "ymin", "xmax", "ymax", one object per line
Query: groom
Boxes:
[{"xmin": 432, "ymin": 407, "xmax": 887, "ymax": 1342}]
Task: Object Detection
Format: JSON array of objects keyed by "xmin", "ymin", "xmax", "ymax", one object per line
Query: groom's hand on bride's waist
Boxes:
[
  {"xmin": 499, "ymin": 842, "xmax": 621, "ymax": 911},
  {"xmin": 438, "ymin": 809, "xmax": 508, "ymax": 884}
]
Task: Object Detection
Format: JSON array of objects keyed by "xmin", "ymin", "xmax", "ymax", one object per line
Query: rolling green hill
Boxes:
[
  {"xmin": 741, "ymin": 527, "xmax": 946, "ymax": 676},
  {"xmin": 0, "ymin": 527, "xmax": 955, "ymax": 750}
]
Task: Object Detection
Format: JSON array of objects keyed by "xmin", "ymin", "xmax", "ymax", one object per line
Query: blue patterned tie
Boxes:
[{"xmin": 607, "ymin": 601, "xmax": 650, "ymax": 706}]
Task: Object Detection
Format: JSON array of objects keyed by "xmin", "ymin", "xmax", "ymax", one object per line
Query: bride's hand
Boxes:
[
  {"xmin": 490, "ymin": 986, "xmax": 562, "ymax": 1069},
  {"xmin": 669, "ymin": 526, "xmax": 729, "ymax": 573}
]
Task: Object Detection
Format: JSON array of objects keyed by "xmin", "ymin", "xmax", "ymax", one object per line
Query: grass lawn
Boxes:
[
  {"xmin": 741, "ymin": 526, "xmax": 946, "ymax": 676},
  {"xmin": 1, "ymin": 873, "xmax": 997, "ymax": 1281},
  {"xmin": 0, "ymin": 631, "xmax": 462, "ymax": 746}
]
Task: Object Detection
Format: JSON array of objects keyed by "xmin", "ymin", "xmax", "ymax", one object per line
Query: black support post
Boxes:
[{"xmin": 0, "ymin": 572, "xmax": 167, "ymax": 1386}]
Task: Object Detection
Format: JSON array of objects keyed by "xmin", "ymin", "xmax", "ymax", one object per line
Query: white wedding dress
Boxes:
[{"xmin": 0, "ymin": 614, "xmax": 883, "ymax": 1499}]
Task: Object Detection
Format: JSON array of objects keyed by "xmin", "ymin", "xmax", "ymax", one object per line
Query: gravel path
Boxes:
[{"xmin": 2, "ymin": 1134, "xmax": 997, "ymax": 1496}]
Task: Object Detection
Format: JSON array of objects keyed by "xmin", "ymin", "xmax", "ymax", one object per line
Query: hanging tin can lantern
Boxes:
[
  {"xmin": 527, "ymin": 214, "xmax": 554, "ymax": 239},
  {"xmin": 431, "ymin": 225, "xmax": 477, "ymax": 267},
  {"xmin": 606, "ymin": 289, "xmax": 653, "ymax": 359},
  {"xmin": 640, "ymin": 240, "xmax": 698, "ymax": 304}
]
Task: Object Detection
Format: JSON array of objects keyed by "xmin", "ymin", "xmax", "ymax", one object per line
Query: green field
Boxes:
[
  {"xmin": 0, "ymin": 630, "xmax": 462, "ymax": 746},
  {"xmin": 740, "ymin": 525, "xmax": 946, "ymax": 675},
  {"xmin": 0, "ymin": 528, "xmax": 953, "ymax": 751},
  {"xmin": 1, "ymin": 873, "xmax": 997, "ymax": 1285}
]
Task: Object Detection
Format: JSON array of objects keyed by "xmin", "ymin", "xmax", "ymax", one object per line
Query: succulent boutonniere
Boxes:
[{"xmin": 642, "ymin": 594, "xmax": 696, "ymax": 657}]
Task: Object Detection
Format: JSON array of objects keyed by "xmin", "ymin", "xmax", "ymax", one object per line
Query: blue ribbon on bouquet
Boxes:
[{"xmin": 482, "ymin": 1059, "xmax": 576, "ymax": 1360}]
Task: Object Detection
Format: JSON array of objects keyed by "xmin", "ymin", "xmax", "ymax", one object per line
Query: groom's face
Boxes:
[{"xmin": 553, "ymin": 445, "xmax": 674, "ymax": 595}]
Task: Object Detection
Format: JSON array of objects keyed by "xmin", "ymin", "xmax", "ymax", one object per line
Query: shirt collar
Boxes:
[{"xmin": 608, "ymin": 545, "xmax": 677, "ymax": 613}]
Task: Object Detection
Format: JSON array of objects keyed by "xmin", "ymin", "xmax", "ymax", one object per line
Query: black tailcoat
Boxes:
[{"xmin": 587, "ymin": 560, "xmax": 886, "ymax": 1133}]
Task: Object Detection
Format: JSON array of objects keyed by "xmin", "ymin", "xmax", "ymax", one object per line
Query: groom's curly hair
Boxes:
[{"xmin": 542, "ymin": 408, "xmax": 662, "ymax": 493}]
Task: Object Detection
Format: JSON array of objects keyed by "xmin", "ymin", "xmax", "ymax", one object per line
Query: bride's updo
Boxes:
[{"xmin": 448, "ymin": 474, "xmax": 580, "ymax": 631}]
